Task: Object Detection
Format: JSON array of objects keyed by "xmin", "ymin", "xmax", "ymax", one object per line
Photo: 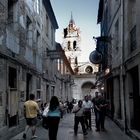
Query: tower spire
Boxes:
[
  {"xmin": 69, "ymin": 12, "xmax": 75, "ymax": 25},
  {"xmin": 71, "ymin": 11, "xmax": 73, "ymax": 21}
]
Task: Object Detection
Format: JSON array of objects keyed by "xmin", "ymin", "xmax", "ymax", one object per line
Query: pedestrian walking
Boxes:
[
  {"xmin": 68, "ymin": 101, "xmax": 74, "ymax": 113},
  {"xmin": 72, "ymin": 100, "xmax": 88, "ymax": 136},
  {"xmin": 23, "ymin": 93, "xmax": 40, "ymax": 139},
  {"xmin": 94, "ymin": 92, "xmax": 109, "ymax": 131},
  {"xmin": 83, "ymin": 95, "xmax": 93, "ymax": 130},
  {"xmin": 47, "ymin": 96, "xmax": 61, "ymax": 140},
  {"xmin": 92, "ymin": 91, "xmax": 99, "ymax": 131},
  {"xmin": 59, "ymin": 100, "xmax": 64, "ymax": 118},
  {"xmin": 98, "ymin": 93, "xmax": 109, "ymax": 131}
]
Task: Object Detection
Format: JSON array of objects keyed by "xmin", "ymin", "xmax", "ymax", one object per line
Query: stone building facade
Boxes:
[
  {"xmin": 97, "ymin": 0, "xmax": 140, "ymax": 139},
  {"xmin": 0, "ymin": 0, "xmax": 73, "ymax": 139}
]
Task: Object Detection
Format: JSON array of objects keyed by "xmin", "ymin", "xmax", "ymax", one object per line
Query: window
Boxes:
[
  {"xmin": 26, "ymin": 16, "xmax": 33, "ymax": 46},
  {"xmin": 130, "ymin": 25, "xmax": 136, "ymax": 52},
  {"xmin": 51, "ymin": 86, "xmax": 55, "ymax": 96},
  {"xmin": 46, "ymin": 14, "xmax": 49, "ymax": 36},
  {"xmin": 36, "ymin": 77, "xmax": 41, "ymax": 89},
  {"xmin": 8, "ymin": 0, "xmax": 16, "ymax": 24},
  {"xmin": 33, "ymin": 51, "xmax": 36, "ymax": 65},
  {"xmin": 22, "ymin": 69, "xmax": 26, "ymax": 81},
  {"xmin": 46, "ymin": 85, "xmax": 49, "ymax": 102},
  {"xmin": 9, "ymin": 67, "xmax": 17, "ymax": 88},
  {"xmin": 36, "ymin": 77, "xmax": 41, "ymax": 99},
  {"xmin": 64, "ymin": 28, "xmax": 67, "ymax": 38},
  {"xmin": 67, "ymin": 41, "xmax": 71, "ymax": 50},
  {"xmin": 73, "ymin": 41, "xmax": 77, "ymax": 51},
  {"xmin": 37, "ymin": 91, "xmax": 41, "ymax": 99},
  {"xmin": 37, "ymin": 30, "xmax": 40, "ymax": 48}
]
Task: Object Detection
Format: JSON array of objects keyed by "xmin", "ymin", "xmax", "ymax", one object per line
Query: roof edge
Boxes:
[{"xmin": 43, "ymin": 0, "xmax": 59, "ymax": 29}]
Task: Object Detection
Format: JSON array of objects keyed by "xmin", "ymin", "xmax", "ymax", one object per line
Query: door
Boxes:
[
  {"xmin": 26, "ymin": 73, "xmax": 32, "ymax": 100},
  {"xmin": 131, "ymin": 66, "xmax": 140, "ymax": 131}
]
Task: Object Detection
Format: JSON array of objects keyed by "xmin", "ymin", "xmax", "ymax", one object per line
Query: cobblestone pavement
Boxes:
[{"xmin": 10, "ymin": 113, "xmax": 132, "ymax": 140}]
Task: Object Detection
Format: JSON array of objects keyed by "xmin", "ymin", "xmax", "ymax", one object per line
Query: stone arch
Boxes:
[
  {"xmin": 81, "ymin": 81, "xmax": 95, "ymax": 98},
  {"xmin": 72, "ymin": 75, "xmax": 97, "ymax": 100}
]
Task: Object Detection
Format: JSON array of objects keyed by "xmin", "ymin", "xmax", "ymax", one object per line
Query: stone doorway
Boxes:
[{"xmin": 81, "ymin": 82, "xmax": 96, "ymax": 99}]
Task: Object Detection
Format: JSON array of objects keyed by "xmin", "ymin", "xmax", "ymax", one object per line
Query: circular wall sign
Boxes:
[{"xmin": 89, "ymin": 50, "xmax": 102, "ymax": 64}]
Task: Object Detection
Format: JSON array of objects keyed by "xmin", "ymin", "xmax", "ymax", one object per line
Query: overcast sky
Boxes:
[{"xmin": 50, "ymin": 0, "xmax": 100, "ymax": 62}]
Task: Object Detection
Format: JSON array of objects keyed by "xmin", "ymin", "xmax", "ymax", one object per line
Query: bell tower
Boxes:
[{"xmin": 62, "ymin": 13, "xmax": 81, "ymax": 74}]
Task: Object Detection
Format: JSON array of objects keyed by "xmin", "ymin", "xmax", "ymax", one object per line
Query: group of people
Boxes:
[
  {"xmin": 23, "ymin": 94, "xmax": 61, "ymax": 140},
  {"xmin": 59, "ymin": 100, "xmax": 74, "ymax": 118},
  {"xmin": 23, "ymin": 92, "xmax": 108, "ymax": 140},
  {"xmin": 72, "ymin": 96, "xmax": 92, "ymax": 136},
  {"xmin": 73, "ymin": 92, "xmax": 109, "ymax": 135}
]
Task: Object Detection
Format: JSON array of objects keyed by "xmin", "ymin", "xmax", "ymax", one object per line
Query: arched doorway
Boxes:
[{"xmin": 81, "ymin": 82, "xmax": 96, "ymax": 99}]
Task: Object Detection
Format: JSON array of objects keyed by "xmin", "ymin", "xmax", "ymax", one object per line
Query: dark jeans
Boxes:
[
  {"xmin": 100, "ymin": 111, "xmax": 106, "ymax": 129},
  {"xmin": 96, "ymin": 110, "xmax": 106, "ymax": 130},
  {"xmin": 47, "ymin": 116, "xmax": 60, "ymax": 140},
  {"xmin": 74, "ymin": 116, "xmax": 86, "ymax": 134},
  {"xmin": 84, "ymin": 111, "xmax": 91, "ymax": 129},
  {"xmin": 95, "ymin": 110, "xmax": 100, "ymax": 130}
]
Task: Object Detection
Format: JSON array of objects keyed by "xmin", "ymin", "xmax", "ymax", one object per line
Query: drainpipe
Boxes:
[{"xmin": 121, "ymin": 0, "xmax": 127, "ymax": 133}]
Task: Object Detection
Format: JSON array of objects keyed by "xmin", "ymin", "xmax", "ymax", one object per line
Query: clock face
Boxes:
[{"xmin": 85, "ymin": 66, "xmax": 93, "ymax": 73}]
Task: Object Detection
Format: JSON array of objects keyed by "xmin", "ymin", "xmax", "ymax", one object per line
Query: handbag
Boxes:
[
  {"xmin": 42, "ymin": 106, "xmax": 49, "ymax": 129},
  {"xmin": 42, "ymin": 106, "xmax": 49, "ymax": 117}
]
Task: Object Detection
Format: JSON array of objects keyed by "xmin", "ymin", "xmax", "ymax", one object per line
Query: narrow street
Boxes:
[
  {"xmin": 1, "ymin": 0, "xmax": 140, "ymax": 139},
  {"xmin": 10, "ymin": 113, "xmax": 132, "ymax": 140}
]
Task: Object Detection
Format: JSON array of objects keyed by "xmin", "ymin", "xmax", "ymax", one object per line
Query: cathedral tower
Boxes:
[{"xmin": 62, "ymin": 13, "xmax": 81, "ymax": 74}]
